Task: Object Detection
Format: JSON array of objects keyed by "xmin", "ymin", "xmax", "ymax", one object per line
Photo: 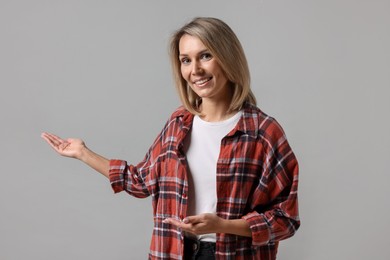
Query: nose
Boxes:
[{"xmin": 191, "ymin": 60, "xmax": 203, "ymax": 75}]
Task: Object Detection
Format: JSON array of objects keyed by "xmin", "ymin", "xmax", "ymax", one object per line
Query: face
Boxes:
[{"xmin": 179, "ymin": 34, "xmax": 230, "ymax": 102}]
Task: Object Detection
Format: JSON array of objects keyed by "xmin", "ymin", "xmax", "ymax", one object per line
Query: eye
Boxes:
[
  {"xmin": 180, "ymin": 57, "xmax": 190, "ymax": 65},
  {"xmin": 200, "ymin": 53, "xmax": 212, "ymax": 60}
]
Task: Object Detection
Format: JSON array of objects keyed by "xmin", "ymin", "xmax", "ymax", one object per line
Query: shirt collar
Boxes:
[
  {"xmin": 228, "ymin": 102, "xmax": 259, "ymax": 139},
  {"xmin": 172, "ymin": 102, "xmax": 260, "ymax": 139}
]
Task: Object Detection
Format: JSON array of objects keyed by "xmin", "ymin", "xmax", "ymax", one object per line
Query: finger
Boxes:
[
  {"xmin": 183, "ymin": 215, "xmax": 201, "ymax": 224},
  {"xmin": 163, "ymin": 219, "xmax": 195, "ymax": 231},
  {"xmin": 41, "ymin": 133, "xmax": 58, "ymax": 148},
  {"xmin": 163, "ymin": 218, "xmax": 181, "ymax": 226},
  {"xmin": 41, "ymin": 132, "xmax": 68, "ymax": 151},
  {"xmin": 45, "ymin": 132, "xmax": 65, "ymax": 145},
  {"xmin": 47, "ymin": 133, "xmax": 69, "ymax": 148},
  {"xmin": 42, "ymin": 138, "xmax": 62, "ymax": 152},
  {"xmin": 41, "ymin": 133, "xmax": 56, "ymax": 145}
]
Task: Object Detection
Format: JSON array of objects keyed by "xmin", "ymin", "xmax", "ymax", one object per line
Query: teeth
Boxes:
[{"xmin": 195, "ymin": 78, "xmax": 211, "ymax": 85}]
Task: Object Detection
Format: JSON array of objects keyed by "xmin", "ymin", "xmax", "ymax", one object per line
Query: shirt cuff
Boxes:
[
  {"xmin": 242, "ymin": 211, "xmax": 272, "ymax": 246},
  {"xmin": 108, "ymin": 159, "xmax": 127, "ymax": 193}
]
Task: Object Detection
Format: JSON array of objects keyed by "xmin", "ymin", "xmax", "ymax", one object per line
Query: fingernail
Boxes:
[{"xmin": 183, "ymin": 218, "xmax": 189, "ymax": 223}]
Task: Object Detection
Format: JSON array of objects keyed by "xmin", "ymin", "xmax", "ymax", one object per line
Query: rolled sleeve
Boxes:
[
  {"xmin": 242, "ymin": 158, "xmax": 300, "ymax": 246},
  {"xmin": 242, "ymin": 211, "xmax": 272, "ymax": 245},
  {"xmin": 108, "ymin": 159, "xmax": 128, "ymax": 193}
]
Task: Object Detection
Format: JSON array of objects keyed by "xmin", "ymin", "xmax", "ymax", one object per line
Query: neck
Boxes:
[{"xmin": 199, "ymin": 90, "xmax": 236, "ymax": 122}]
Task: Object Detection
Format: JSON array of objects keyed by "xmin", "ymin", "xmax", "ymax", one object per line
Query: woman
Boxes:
[{"xmin": 42, "ymin": 17, "xmax": 300, "ymax": 260}]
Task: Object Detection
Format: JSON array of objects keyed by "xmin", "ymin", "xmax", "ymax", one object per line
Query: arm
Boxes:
[
  {"xmin": 78, "ymin": 147, "xmax": 110, "ymax": 178},
  {"xmin": 241, "ymin": 160, "xmax": 300, "ymax": 246},
  {"xmin": 241, "ymin": 121, "xmax": 300, "ymax": 246},
  {"xmin": 41, "ymin": 132, "xmax": 110, "ymax": 178}
]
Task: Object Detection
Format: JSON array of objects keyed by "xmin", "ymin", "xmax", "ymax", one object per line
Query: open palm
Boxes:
[{"xmin": 41, "ymin": 132, "xmax": 86, "ymax": 159}]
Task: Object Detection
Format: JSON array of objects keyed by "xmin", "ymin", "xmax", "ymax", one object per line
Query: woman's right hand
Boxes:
[{"xmin": 41, "ymin": 132, "xmax": 86, "ymax": 160}]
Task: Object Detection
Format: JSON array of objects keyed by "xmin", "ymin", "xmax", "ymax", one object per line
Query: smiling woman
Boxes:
[
  {"xmin": 179, "ymin": 34, "xmax": 231, "ymax": 120},
  {"xmin": 41, "ymin": 17, "xmax": 300, "ymax": 260},
  {"xmin": 169, "ymin": 17, "xmax": 257, "ymax": 119}
]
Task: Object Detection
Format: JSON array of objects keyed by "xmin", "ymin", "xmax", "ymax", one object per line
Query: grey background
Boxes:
[{"xmin": 1, "ymin": 0, "xmax": 389, "ymax": 259}]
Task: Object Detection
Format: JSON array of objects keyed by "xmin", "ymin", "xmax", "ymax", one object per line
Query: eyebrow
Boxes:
[{"xmin": 179, "ymin": 49, "xmax": 210, "ymax": 57}]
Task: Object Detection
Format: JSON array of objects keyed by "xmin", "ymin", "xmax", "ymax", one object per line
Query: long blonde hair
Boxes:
[{"xmin": 169, "ymin": 17, "xmax": 256, "ymax": 115}]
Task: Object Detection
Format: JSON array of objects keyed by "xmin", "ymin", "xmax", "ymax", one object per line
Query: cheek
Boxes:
[
  {"xmin": 215, "ymin": 67, "xmax": 228, "ymax": 83},
  {"xmin": 180, "ymin": 67, "xmax": 191, "ymax": 82},
  {"xmin": 180, "ymin": 66, "xmax": 186, "ymax": 77}
]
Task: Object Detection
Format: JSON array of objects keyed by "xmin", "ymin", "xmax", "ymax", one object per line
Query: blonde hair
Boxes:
[{"xmin": 169, "ymin": 17, "xmax": 257, "ymax": 115}]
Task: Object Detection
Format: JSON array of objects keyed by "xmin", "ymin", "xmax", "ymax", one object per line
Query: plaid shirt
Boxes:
[{"xmin": 109, "ymin": 103, "xmax": 300, "ymax": 259}]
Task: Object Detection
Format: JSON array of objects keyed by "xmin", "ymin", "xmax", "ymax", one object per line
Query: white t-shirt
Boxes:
[{"xmin": 183, "ymin": 111, "xmax": 243, "ymax": 242}]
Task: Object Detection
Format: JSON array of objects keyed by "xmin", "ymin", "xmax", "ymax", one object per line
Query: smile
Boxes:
[{"xmin": 193, "ymin": 77, "xmax": 212, "ymax": 86}]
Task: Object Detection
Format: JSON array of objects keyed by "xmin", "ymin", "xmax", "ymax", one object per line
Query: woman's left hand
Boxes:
[{"xmin": 163, "ymin": 213, "xmax": 225, "ymax": 235}]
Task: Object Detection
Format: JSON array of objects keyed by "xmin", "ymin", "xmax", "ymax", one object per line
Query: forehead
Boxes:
[{"xmin": 179, "ymin": 34, "xmax": 208, "ymax": 55}]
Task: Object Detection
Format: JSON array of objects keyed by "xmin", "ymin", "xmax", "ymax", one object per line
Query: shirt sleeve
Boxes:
[
  {"xmin": 108, "ymin": 159, "xmax": 152, "ymax": 198},
  {"xmin": 107, "ymin": 120, "xmax": 169, "ymax": 198},
  {"xmin": 242, "ymin": 120, "xmax": 300, "ymax": 246}
]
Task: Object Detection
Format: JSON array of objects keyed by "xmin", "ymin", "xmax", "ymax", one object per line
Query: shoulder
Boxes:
[
  {"xmin": 168, "ymin": 106, "xmax": 194, "ymax": 124},
  {"xmin": 242, "ymin": 103, "xmax": 286, "ymax": 141},
  {"xmin": 160, "ymin": 106, "xmax": 193, "ymax": 133},
  {"xmin": 242, "ymin": 104, "xmax": 297, "ymax": 163},
  {"xmin": 169, "ymin": 106, "xmax": 191, "ymax": 119}
]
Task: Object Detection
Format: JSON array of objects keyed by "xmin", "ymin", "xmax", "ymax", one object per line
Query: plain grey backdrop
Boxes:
[{"xmin": 1, "ymin": 0, "xmax": 389, "ymax": 259}]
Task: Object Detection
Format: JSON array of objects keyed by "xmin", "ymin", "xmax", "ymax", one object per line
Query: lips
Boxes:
[{"xmin": 193, "ymin": 77, "xmax": 212, "ymax": 87}]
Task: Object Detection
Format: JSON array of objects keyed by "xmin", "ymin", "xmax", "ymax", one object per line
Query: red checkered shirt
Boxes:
[{"xmin": 109, "ymin": 103, "xmax": 300, "ymax": 259}]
